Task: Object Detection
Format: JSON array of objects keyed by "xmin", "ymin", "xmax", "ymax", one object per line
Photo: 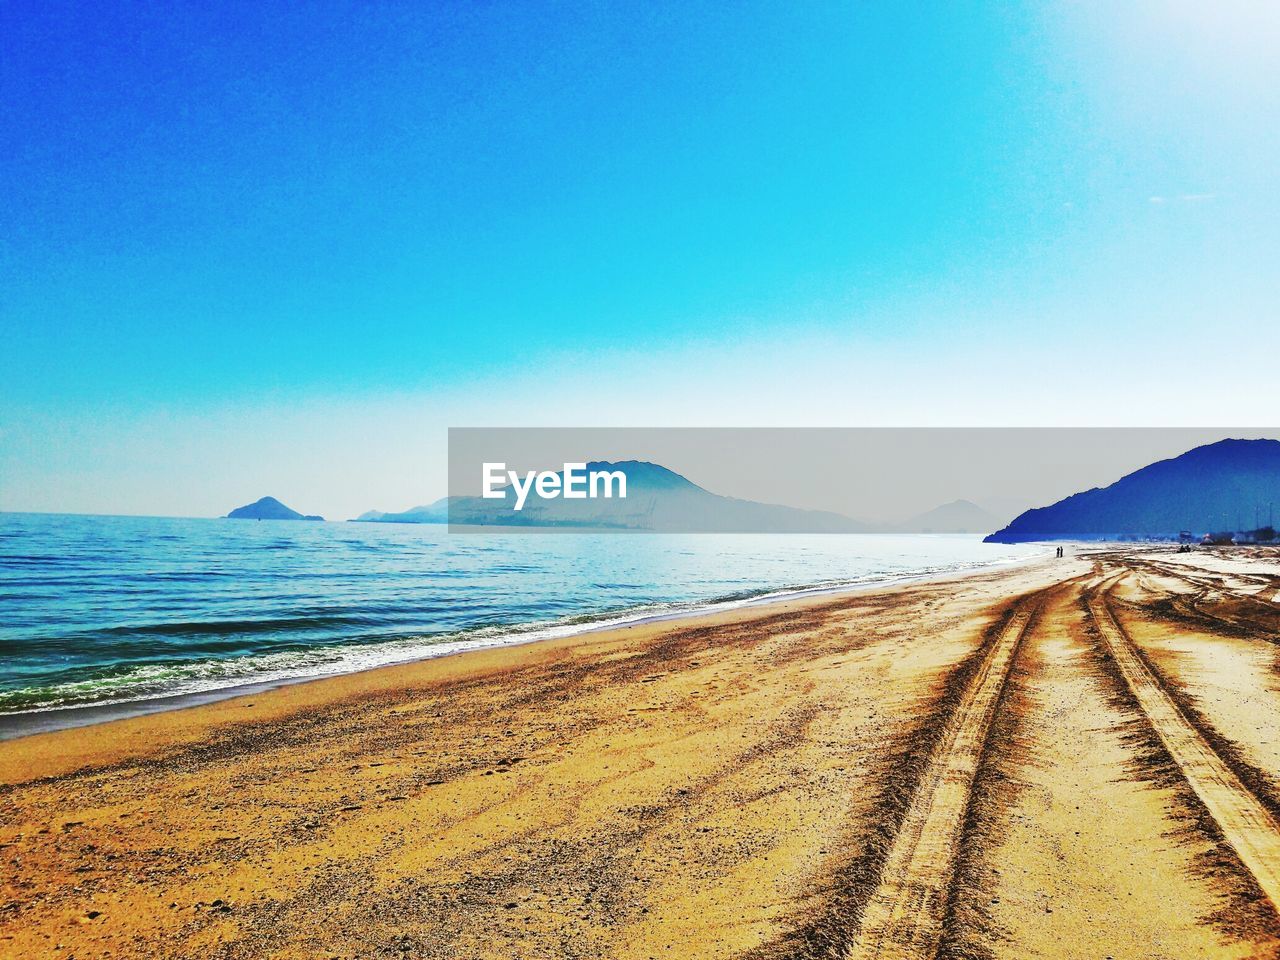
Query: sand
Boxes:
[{"xmin": 3, "ymin": 548, "xmax": 1280, "ymax": 959}]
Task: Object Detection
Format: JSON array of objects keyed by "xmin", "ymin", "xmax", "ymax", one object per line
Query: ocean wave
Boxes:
[{"xmin": 0, "ymin": 546, "xmax": 1041, "ymax": 716}]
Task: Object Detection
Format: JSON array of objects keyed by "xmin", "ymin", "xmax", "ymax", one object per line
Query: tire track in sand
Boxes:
[
  {"xmin": 1086, "ymin": 576, "xmax": 1280, "ymax": 910},
  {"xmin": 843, "ymin": 588, "xmax": 1047, "ymax": 959}
]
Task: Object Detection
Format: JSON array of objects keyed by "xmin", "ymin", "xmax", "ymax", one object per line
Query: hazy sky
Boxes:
[{"xmin": 3, "ymin": 2, "xmax": 1278, "ymax": 519}]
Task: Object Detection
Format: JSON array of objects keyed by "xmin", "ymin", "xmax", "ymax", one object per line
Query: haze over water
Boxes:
[{"xmin": 0, "ymin": 514, "xmax": 1041, "ymax": 721}]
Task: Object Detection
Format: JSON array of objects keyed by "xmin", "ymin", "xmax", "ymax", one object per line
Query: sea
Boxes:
[{"xmin": 0, "ymin": 513, "xmax": 1045, "ymax": 736}]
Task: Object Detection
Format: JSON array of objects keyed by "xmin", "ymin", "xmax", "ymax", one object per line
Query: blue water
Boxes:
[{"xmin": 0, "ymin": 513, "xmax": 1044, "ymax": 717}]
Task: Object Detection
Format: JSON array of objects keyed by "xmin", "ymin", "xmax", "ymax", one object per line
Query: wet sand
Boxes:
[{"xmin": 3, "ymin": 548, "xmax": 1280, "ymax": 959}]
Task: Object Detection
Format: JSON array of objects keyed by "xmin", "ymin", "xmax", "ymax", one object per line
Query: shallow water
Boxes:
[{"xmin": 0, "ymin": 513, "xmax": 1043, "ymax": 716}]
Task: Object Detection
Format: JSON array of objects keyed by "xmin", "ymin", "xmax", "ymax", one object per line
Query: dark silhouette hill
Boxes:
[
  {"xmin": 984, "ymin": 439, "xmax": 1280, "ymax": 542},
  {"xmin": 226, "ymin": 496, "xmax": 324, "ymax": 521}
]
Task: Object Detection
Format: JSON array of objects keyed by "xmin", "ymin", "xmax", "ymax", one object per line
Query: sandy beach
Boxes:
[{"xmin": 4, "ymin": 547, "xmax": 1280, "ymax": 959}]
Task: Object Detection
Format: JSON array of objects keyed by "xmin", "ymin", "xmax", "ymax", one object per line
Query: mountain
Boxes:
[
  {"xmin": 353, "ymin": 461, "xmax": 870, "ymax": 533},
  {"xmin": 354, "ymin": 504, "xmax": 445, "ymax": 523},
  {"xmin": 226, "ymin": 496, "xmax": 324, "ymax": 521},
  {"xmin": 892, "ymin": 499, "xmax": 1002, "ymax": 534},
  {"xmin": 984, "ymin": 438, "xmax": 1280, "ymax": 543},
  {"xmin": 970, "ymin": 496, "xmax": 1036, "ymax": 526}
]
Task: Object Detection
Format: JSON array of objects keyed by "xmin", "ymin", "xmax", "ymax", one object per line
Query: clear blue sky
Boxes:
[{"xmin": 2, "ymin": 2, "xmax": 1278, "ymax": 518}]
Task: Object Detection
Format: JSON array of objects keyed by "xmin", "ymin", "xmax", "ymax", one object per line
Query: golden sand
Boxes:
[{"xmin": 3, "ymin": 549, "xmax": 1279, "ymax": 959}]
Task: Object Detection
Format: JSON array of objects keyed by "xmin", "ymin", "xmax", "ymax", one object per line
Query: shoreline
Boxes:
[
  {"xmin": 0, "ymin": 551, "xmax": 1062, "ymax": 785},
  {"xmin": 0, "ymin": 547, "xmax": 1049, "ymax": 743}
]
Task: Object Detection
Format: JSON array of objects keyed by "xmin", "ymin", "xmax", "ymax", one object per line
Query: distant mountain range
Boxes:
[
  {"xmin": 355, "ymin": 503, "xmax": 446, "ymax": 523},
  {"xmin": 353, "ymin": 462, "xmax": 1005, "ymax": 533},
  {"xmin": 894, "ymin": 499, "xmax": 1002, "ymax": 534},
  {"xmin": 985, "ymin": 438, "xmax": 1280, "ymax": 543},
  {"xmin": 226, "ymin": 496, "xmax": 324, "ymax": 521},
  {"xmin": 355, "ymin": 461, "xmax": 870, "ymax": 533},
  {"xmin": 230, "ymin": 440, "xmax": 1280, "ymax": 538}
]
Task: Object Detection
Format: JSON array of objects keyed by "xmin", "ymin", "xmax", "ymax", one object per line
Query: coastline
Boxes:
[
  {"xmin": 0, "ymin": 553, "xmax": 1057, "ymax": 778},
  {"xmin": 0, "ymin": 544, "xmax": 1048, "ymax": 743}
]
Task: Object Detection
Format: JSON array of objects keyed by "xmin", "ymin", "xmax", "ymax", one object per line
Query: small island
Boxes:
[{"xmin": 225, "ymin": 496, "xmax": 324, "ymax": 521}]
